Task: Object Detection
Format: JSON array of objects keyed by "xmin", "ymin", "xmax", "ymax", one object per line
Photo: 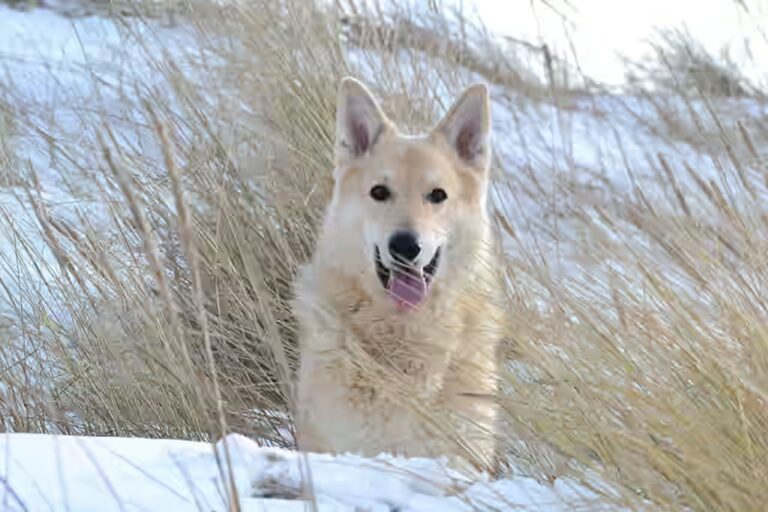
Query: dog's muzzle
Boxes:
[{"xmin": 374, "ymin": 246, "xmax": 440, "ymax": 311}]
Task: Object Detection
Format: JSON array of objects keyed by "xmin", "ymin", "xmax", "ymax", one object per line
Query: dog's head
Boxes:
[{"xmin": 324, "ymin": 77, "xmax": 492, "ymax": 312}]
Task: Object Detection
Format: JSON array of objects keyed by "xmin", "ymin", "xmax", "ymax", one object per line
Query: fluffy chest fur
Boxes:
[
  {"xmin": 326, "ymin": 279, "xmax": 466, "ymax": 393},
  {"xmin": 293, "ymin": 263, "xmax": 501, "ymax": 465}
]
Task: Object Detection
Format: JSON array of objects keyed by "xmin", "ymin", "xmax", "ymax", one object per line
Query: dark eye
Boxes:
[
  {"xmin": 370, "ymin": 184, "xmax": 391, "ymax": 202},
  {"xmin": 426, "ymin": 188, "xmax": 448, "ymax": 204}
]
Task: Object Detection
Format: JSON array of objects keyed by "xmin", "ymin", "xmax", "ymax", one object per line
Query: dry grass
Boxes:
[
  {"xmin": 623, "ymin": 28, "xmax": 767, "ymax": 154},
  {"xmin": 626, "ymin": 29, "xmax": 755, "ymax": 98},
  {"xmin": 1, "ymin": 0, "xmax": 768, "ymax": 510}
]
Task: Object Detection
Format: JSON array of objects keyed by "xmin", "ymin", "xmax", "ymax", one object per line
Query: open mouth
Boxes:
[{"xmin": 375, "ymin": 246, "xmax": 441, "ymax": 310}]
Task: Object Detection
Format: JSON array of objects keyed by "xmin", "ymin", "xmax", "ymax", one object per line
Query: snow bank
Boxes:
[{"xmin": 0, "ymin": 432, "xmax": 596, "ymax": 511}]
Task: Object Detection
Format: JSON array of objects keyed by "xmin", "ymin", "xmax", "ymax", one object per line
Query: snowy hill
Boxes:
[{"xmin": 0, "ymin": 433, "xmax": 596, "ymax": 511}]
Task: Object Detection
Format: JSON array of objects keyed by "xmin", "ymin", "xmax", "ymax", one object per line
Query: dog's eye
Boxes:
[
  {"xmin": 426, "ymin": 188, "xmax": 448, "ymax": 204},
  {"xmin": 370, "ymin": 184, "xmax": 391, "ymax": 202}
]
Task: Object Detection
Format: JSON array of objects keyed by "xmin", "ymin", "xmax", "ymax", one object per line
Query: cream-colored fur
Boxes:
[{"xmin": 292, "ymin": 78, "xmax": 504, "ymax": 473}]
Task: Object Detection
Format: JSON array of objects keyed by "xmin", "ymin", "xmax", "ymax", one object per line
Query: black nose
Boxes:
[{"xmin": 388, "ymin": 231, "xmax": 421, "ymax": 262}]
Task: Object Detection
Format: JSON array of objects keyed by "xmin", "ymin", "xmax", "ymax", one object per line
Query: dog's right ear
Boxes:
[{"xmin": 335, "ymin": 77, "xmax": 390, "ymax": 160}]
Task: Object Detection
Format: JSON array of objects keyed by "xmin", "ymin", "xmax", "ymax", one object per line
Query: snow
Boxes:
[{"xmin": 0, "ymin": 432, "xmax": 595, "ymax": 511}]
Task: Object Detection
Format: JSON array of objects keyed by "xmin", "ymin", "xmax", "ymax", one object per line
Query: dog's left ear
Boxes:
[{"xmin": 431, "ymin": 84, "xmax": 491, "ymax": 172}]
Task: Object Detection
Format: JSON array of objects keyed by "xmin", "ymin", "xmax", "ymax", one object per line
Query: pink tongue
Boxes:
[{"xmin": 388, "ymin": 273, "xmax": 428, "ymax": 310}]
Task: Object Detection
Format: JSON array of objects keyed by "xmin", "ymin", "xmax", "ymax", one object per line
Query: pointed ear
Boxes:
[
  {"xmin": 335, "ymin": 77, "xmax": 390, "ymax": 159},
  {"xmin": 431, "ymin": 84, "xmax": 491, "ymax": 171}
]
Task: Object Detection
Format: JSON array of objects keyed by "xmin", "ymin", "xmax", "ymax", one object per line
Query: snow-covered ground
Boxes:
[{"xmin": 0, "ymin": 433, "xmax": 597, "ymax": 511}]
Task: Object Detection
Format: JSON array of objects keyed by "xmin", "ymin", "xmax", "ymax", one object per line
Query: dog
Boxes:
[{"xmin": 292, "ymin": 77, "xmax": 504, "ymax": 473}]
